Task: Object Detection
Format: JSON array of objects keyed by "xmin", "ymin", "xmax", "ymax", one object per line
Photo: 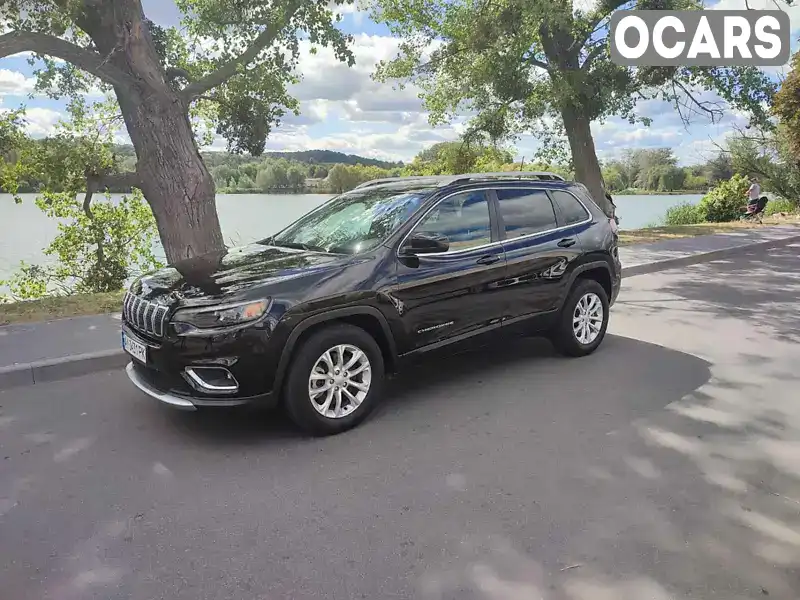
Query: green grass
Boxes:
[
  {"xmin": 618, "ymin": 214, "xmax": 799, "ymax": 246},
  {"xmin": 0, "ymin": 290, "xmax": 124, "ymax": 325}
]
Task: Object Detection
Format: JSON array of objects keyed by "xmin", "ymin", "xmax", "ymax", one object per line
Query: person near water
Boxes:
[{"xmin": 746, "ymin": 176, "xmax": 761, "ymax": 210}]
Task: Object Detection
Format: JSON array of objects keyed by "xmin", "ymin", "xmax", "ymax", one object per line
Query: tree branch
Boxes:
[
  {"xmin": 0, "ymin": 31, "xmax": 134, "ymax": 89},
  {"xmin": 180, "ymin": 0, "xmax": 303, "ymax": 101},
  {"xmin": 580, "ymin": 43, "xmax": 607, "ymax": 71},
  {"xmin": 671, "ymin": 80, "xmax": 724, "ymax": 125},
  {"xmin": 166, "ymin": 66, "xmax": 192, "ymax": 82},
  {"xmin": 522, "ymin": 52, "xmax": 549, "ymax": 70},
  {"xmin": 82, "ymin": 170, "xmax": 141, "ymax": 219}
]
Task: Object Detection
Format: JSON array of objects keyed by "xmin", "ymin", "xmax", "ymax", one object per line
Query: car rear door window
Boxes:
[
  {"xmin": 550, "ymin": 190, "xmax": 590, "ymax": 225},
  {"xmin": 414, "ymin": 191, "xmax": 492, "ymax": 251},
  {"xmin": 495, "ymin": 188, "xmax": 557, "ymax": 238}
]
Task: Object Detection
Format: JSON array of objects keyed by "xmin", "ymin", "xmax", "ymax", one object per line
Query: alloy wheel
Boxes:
[
  {"xmin": 572, "ymin": 292, "xmax": 604, "ymax": 345},
  {"xmin": 308, "ymin": 344, "xmax": 372, "ymax": 418}
]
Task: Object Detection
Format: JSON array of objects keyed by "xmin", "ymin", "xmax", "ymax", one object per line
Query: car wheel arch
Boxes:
[
  {"xmin": 559, "ymin": 259, "xmax": 614, "ymax": 310},
  {"xmin": 273, "ymin": 306, "xmax": 398, "ymax": 396}
]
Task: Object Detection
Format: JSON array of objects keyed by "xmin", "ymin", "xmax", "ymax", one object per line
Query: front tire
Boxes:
[
  {"xmin": 551, "ymin": 279, "xmax": 610, "ymax": 357},
  {"xmin": 283, "ymin": 324, "xmax": 385, "ymax": 436}
]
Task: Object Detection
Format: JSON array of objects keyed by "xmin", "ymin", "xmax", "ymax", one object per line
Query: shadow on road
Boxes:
[
  {"xmin": 615, "ymin": 244, "xmax": 800, "ymax": 345},
  {"xmin": 574, "ymin": 244, "xmax": 800, "ymax": 600},
  {"xmin": 154, "ymin": 334, "xmax": 711, "ymax": 449}
]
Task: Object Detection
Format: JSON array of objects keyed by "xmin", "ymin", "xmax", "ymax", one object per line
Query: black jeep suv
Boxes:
[{"xmin": 122, "ymin": 172, "xmax": 621, "ymax": 435}]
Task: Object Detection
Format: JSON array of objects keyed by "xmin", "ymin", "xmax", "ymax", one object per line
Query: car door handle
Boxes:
[
  {"xmin": 557, "ymin": 238, "xmax": 576, "ymax": 248},
  {"xmin": 476, "ymin": 254, "xmax": 501, "ymax": 265}
]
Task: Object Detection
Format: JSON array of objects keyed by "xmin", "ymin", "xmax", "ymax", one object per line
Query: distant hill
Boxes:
[
  {"xmin": 110, "ymin": 145, "xmax": 403, "ymax": 169},
  {"xmin": 262, "ymin": 150, "xmax": 403, "ymax": 169}
]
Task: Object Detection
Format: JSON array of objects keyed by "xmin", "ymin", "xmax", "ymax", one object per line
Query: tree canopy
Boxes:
[
  {"xmin": 370, "ymin": 0, "xmax": 777, "ymax": 213},
  {"xmin": 0, "ymin": 0, "xmax": 355, "ymax": 262}
]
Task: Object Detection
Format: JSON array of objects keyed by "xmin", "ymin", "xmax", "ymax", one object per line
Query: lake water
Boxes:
[{"xmin": 0, "ymin": 192, "xmax": 702, "ymax": 288}]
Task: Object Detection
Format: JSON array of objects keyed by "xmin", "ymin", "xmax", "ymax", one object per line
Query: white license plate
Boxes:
[{"xmin": 122, "ymin": 332, "xmax": 147, "ymax": 364}]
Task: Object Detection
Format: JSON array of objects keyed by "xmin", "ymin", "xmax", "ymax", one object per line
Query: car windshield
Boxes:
[{"xmin": 267, "ymin": 186, "xmax": 432, "ymax": 254}]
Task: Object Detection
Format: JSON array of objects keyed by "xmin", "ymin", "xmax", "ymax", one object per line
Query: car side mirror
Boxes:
[{"xmin": 400, "ymin": 232, "xmax": 450, "ymax": 255}]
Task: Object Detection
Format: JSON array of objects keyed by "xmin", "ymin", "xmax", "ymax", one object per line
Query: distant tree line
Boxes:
[
  {"xmin": 601, "ymin": 148, "xmax": 733, "ymax": 194},
  {"xmin": 5, "ymin": 137, "xmax": 795, "ymax": 201}
]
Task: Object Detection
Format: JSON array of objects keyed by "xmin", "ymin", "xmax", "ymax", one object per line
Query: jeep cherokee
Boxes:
[{"xmin": 122, "ymin": 172, "xmax": 622, "ymax": 435}]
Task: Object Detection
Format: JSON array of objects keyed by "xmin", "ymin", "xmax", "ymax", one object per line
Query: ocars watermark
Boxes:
[{"xmin": 610, "ymin": 10, "xmax": 790, "ymax": 66}]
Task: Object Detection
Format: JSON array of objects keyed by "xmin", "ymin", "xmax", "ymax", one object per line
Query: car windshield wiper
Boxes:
[{"xmin": 268, "ymin": 239, "xmax": 328, "ymax": 253}]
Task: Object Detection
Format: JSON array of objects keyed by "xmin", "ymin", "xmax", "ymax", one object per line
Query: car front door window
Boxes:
[{"xmin": 413, "ymin": 191, "xmax": 492, "ymax": 251}]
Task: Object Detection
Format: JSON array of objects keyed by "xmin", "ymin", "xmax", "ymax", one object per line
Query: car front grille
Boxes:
[{"xmin": 123, "ymin": 292, "xmax": 169, "ymax": 338}]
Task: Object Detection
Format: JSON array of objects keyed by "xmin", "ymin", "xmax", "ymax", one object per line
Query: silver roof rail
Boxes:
[
  {"xmin": 446, "ymin": 171, "xmax": 565, "ymax": 184},
  {"xmin": 354, "ymin": 176, "xmax": 443, "ymax": 190},
  {"xmin": 353, "ymin": 171, "xmax": 565, "ymax": 190}
]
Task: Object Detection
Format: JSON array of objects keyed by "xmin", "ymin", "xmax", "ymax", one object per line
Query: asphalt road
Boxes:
[{"xmin": 2, "ymin": 245, "xmax": 800, "ymax": 600}]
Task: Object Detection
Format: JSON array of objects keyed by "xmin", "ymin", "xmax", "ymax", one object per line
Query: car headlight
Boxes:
[{"xmin": 171, "ymin": 299, "xmax": 270, "ymax": 335}]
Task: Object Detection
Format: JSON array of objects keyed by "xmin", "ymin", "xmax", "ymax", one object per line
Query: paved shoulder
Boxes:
[
  {"xmin": 0, "ymin": 313, "xmax": 122, "ymax": 368},
  {"xmin": 620, "ymin": 224, "xmax": 800, "ymax": 276}
]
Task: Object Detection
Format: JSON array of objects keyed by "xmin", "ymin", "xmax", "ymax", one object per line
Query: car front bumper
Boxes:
[
  {"xmin": 126, "ymin": 361, "xmax": 277, "ymax": 409},
  {"xmin": 121, "ymin": 322, "xmax": 283, "ymax": 410}
]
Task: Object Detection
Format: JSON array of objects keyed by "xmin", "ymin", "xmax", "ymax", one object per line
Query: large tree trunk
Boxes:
[
  {"xmin": 78, "ymin": 0, "xmax": 225, "ymax": 264},
  {"xmin": 560, "ymin": 104, "xmax": 613, "ymax": 217},
  {"xmin": 538, "ymin": 24, "xmax": 613, "ymax": 218},
  {"xmin": 117, "ymin": 92, "xmax": 225, "ymax": 263}
]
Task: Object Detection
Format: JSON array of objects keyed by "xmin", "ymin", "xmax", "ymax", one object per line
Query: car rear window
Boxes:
[
  {"xmin": 495, "ymin": 188, "xmax": 557, "ymax": 238},
  {"xmin": 550, "ymin": 190, "xmax": 590, "ymax": 225}
]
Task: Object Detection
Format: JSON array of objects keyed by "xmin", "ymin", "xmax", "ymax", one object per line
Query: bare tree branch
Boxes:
[
  {"xmin": 82, "ymin": 170, "xmax": 141, "ymax": 219},
  {"xmin": 0, "ymin": 31, "xmax": 134, "ymax": 90},
  {"xmin": 670, "ymin": 80, "xmax": 724, "ymax": 126},
  {"xmin": 180, "ymin": 0, "xmax": 303, "ymax": 101}
]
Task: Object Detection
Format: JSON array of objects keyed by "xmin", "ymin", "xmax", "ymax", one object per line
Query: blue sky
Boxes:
[{"xmin": 0, "ymin": 0, "xmax": 796, "ymax": 165}]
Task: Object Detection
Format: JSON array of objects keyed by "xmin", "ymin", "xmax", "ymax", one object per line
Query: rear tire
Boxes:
[
  {"xmin": 551, "ymin": 279, "xmax": 609, "ymax": 357},
  {"xmin": 283, "ymin": 324, "xmax": 385, "ymax": 436}
]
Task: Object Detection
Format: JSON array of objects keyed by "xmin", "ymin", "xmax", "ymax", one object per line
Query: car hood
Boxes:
[{"xmin": 131, "ymin": 244, "xmax": 348, "ymax": 305}]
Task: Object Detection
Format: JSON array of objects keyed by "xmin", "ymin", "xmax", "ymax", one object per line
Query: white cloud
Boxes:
[
  {"xmin": 19, "ymin": 107, "xmax": 62, "ymax": 136},
  {"xmin": 0, "ymin": 69, "xmax": 35, "ymax": 96}
]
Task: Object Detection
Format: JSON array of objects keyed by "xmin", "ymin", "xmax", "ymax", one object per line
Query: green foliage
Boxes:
[
  {"xmin": 287, "ymin": 166, "xmax": 306, "ymax": 190},
  {"xmin": 0, "ymin": 109, "xmax": 34, "ymax": 202},
  {"xmin": 195, "ymin": 149, "xmax": 400, "ymax": 193},
  {"xmin": 370, "ymin": 0, "xmax": 776, "ymax": 174},
  {"xmin": 164, "ymin": 0, "xmax": 355, "ymax": 154},
  {"xmin": 707, "ymin": 152, "xmax": 734, "ymax": 184},
  {"xmin": 0, "ymin": 102, "xmax": 162, "ymax": 300},
  {"xmin": 764, "ymin": 197, "xmax": 797, "ymax": 216},
  {"xmin": 325, "ymin": 163, "xmax": 395, "ymax": 193},
  {"xmin": 401, "ymin": 141, "xmax": 515, "ymax": 175},
  {"xmin": 726, "ymin": 129, "xmax": 800, "ymax": 208},
  {"xmin": 683, "ymin": 171, "xmax": 709, "ymax": 191},
  {"xmin": 663, "ymin": 202, "xmax": 706, "ymax": 226},
  {"xmin": 602, "ymin": 148, "xmax": 706, "ymax": 193},
  {"xmin": 696, "ymin": 174, "xmax": 750, "ymax": 223},
  {"xmin": 1, "ymin": 190, "xmax": 162, "ymax": 300},
  {"xmin": 773, "ymin": 49, "xmax": 800, "ymax": 163}
]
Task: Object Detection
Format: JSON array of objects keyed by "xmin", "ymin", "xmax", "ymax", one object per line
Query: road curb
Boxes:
[
  {"xmin": 622, "ymin": 234, "xmax": 800, "ymax": 278},
  {"xmin": 0, "ymin": 349, "xmax": 128, "ymax": 391},
  {"xmin": 1, "ymin": 233, "xmax": 798, "ymax": 391}
]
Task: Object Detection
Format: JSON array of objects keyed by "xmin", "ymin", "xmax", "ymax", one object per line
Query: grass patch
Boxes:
[
  {"xmin": 0, "ymin": 290, "xmax": 124, "ymax": 325},
  {"xmin": 618, "ymin": 215, "xmax": 800, "ymax": 246}
]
